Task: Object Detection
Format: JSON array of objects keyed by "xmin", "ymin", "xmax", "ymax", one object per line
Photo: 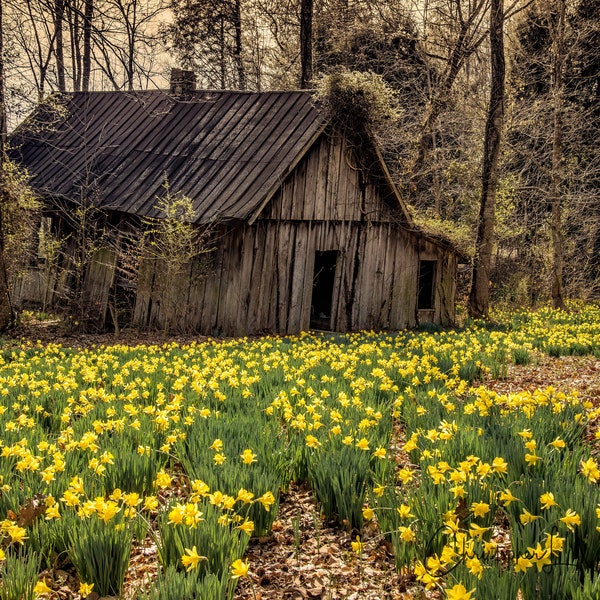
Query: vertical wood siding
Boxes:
[{"xmin": 131, "ymin": 130, "xmax": 457, "ymax": 335}]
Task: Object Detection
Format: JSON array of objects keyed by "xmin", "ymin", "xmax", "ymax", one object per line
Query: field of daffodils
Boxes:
[{"xmin": 1, "ymin": 303, "xmax": 599, "ymax": 600}]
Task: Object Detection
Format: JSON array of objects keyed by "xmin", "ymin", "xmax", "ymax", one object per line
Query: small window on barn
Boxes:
[{"xmin": 418, "ymin": 260, "xmax": 437, "ymax": 310}]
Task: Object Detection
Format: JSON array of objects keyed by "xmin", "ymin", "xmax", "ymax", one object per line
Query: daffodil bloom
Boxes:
[
  {"xmin": 527, "ymin": 543, "xmax": 552, "ymax": 572},
  {"xmin": 236, "ymin": 519, "xmax": 255, "ymax": 535},
  {"xmin": 514, "ymin": 555, "xmax": 533, "ymax": 573},
  {"xmin": 33, "ymin": 579, "xmax": 53, "ymax": 596},
  {"xmin": 483, "ymin": 540, "xmax": 498, "ymax": 557},
  {"xmin": 470, "ymin": 502, "xmax": 490, "ymax": 518},
  {"xmin": 372, "ymin": 483, "xmax": 386, "ymax": 497},
  {"xmin": 154, "ymin": 471, "xmax": 172, "ymax": 489},
  {"xmin": 445, "ymin": 583, "xmax": 475, "ymax": 600},
  {"xmin": 258, "ymin": 491, "xmax": 275, "ymax": 511},
  {"xmin": 45, "ymin": 504, "xmax": 61, "ymax": 520},
  {"xmin": 498, "ymin": 488, "xmax": 519, "ymax": 507},
  {"xmin": 491, "ymin": 456, "xmax": 508, "ymax": 474},
  {"xmin": 397, "ymin": 468, "xmax": 413, "ymax": 484},
  {"xmin": 236, "ymin": 488, "xmax": 255, "ymax": 504},
  {"xmin": 351, "ymin": 535, "xmax": 363, "ymax": 554},
  {"xmin": 143, "ymin": 496, "xmax": 159, "ymax": 511},
  {"xmin": 581, "ymin": 457, "xmax": 600, "ymax": 483},
  {"xmin": 450, "ymin": 485, "xmax": 467, "ymax": 499},
  {"xmin": 398, "ymin": 526, "xmax": 415, "ymax": 542},
  {"xmin": 363, "ymin": 507, "xmax": 374, "ymax": 520},
  {"xmin": 305, "ymin": 435, "xmax": 321, "ymax": 449},
  {"xmin": 240, "ymin": 449, "xmax": 257, "ymax": 464},
  {"xmin": 356, "ymin": 438, "xmax": 370, "ymax": 451},
  {"xmin": 525, "ymin": 452, "xmax": 541, "ymax": 466},
  {"xmin": 540, "ymin": 492, "xmax": 558, "ymax": 510},
  {"xmin": 549, "ymin": 438, "xmax": 566, "ymax": 449},
  {"xmin": 397, "ymin": 504, "xmax": 414, "ymax": 519},
  {"xmin": 469, "ymin": 523, "xmax": 489, "ymax": 540},
  {"xmin": 520, "ymin": 509, "xmax": 540, "ymax": 525},
  {"xmin": 372, "ymin": 447, "xmax": 386, "ymax": 459},
  {"xmin": 543, "ymin": 532, "xmax": 565, "ymax": 556},
  {"xmin": 465, "ymin": 556, "xmax": 484, "ymax": 578},
  {"xmin": 79, "ymin": 583, "xmax": 94, "ymax": 597},
  {"xmin": 6, "ymin": 525, "xmax": 27, "ymax": 544},
  {"xmin": 560, "ymin": 509, "xmax": 581, "ymax": 531},
  {"xmin": 231, "ymin": 558, "xmax": 250, "ymax": 578},
  {"xmin": 414, "ymin": 561, "xmax": 439, "ymax": 589},
  {"xmin": 426, "ymin": 554, "xmax": 445, "ymax": 575},
  {"xmin": 181, "ymin": 546, "xmax": 206, "ymax": 571},
  {"xmin": 209, "ymin": 439, "xmax": 223, "ymax": 451},
  {"xmin": 213, "ymin": 453, "xmax": 226, "ymax": 465},
  {"xmin": 95, "ymin": 500, "xmax": 121, "ymax": 524}
]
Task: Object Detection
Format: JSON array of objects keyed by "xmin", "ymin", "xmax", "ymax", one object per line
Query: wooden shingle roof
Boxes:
[{"xmin": 10, "ymin": 90, "xmax": 327, "ymax": 224}]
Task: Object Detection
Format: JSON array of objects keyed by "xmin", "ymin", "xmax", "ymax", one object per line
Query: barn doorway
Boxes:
[{"xmin": 310, "ymin": 250, "xmax": 338, "ymax": 330}]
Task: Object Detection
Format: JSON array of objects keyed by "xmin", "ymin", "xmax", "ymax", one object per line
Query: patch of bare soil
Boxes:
[{"xmin": 483, "ymin": 353, "xmax": 600, "ymax": 405}]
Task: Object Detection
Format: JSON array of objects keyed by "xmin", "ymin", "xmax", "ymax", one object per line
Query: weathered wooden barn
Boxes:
[{"xmin": 10, "ymin": 81, "xmax": 459, "ymax": 335}]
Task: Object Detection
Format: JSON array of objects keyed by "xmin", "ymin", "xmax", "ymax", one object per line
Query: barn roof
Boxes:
[{"xmin": 9, "ymin": 89, "xmax": 412, "ymax": 225}]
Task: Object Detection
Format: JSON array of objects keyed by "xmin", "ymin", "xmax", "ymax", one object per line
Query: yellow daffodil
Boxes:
[
  {"xmin": 540, "ymin": 492, "xmax": 558, "ymax": 510},
  {"xmin": 231, "ymin": 558, "xmax": 250, "ymax": 578},
  {"xmin": 398, "ymin": 526, "xmax": 415, "ymax": 542},
  {"xmin": 560, "ymin": 509, "xmax": 581, "ymax": 531},
  {"xmin": 305, "ymin": 435, "xmax": 321, "ymax": 449},
  {"xmin": 351, "ymin": 535, "xmax": 363, "ymax": 554},
  {"xmin": 33, "ymin": 579, "xmax": 53, "ymax": 596},
  {"xmin": 470, "ymin": 502, "xmax": 490, "ymax": 518},
  {"xmin": 514, "ymin": 555, "xmax": 533, "ymax": 573},
  {"xmin": 446, "ymin": 583, "xmax": 475, "ymax": 600},
  {"xmin": 240, "ymin": 449, "xmax": 257, "ymax": 464},
  {"xmin": 79, "ymin": 582, "xmax": 94, "ymax": 597},
  {"xmin": 527, "ymin": 543, "xmax": 552, "ymax": 572},
  {"xmin": 363, "ymin": 507, "xmax": 374, "ymax": 520},
  {"xmin": 181, "ymin": 546, "xmax": 206, "ymax": 571},
  {"xmin": 520, "ymin": 509, "xmax": 540, "ymax": 525}
]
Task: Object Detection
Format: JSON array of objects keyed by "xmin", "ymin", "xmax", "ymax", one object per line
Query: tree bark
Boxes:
[
  {"xmin": 468, "ymin": 0, "xmax": 505, "ymax": 318},
  {"xmin": 233, "ymin": 0, "xmax": 246, "ymax": 89},
  {"xmin": 55, "ymin": 0, "xmax": 67, "ymax": 91},
  {"xmin": 550, "ymin": 0, "xmax": 565, "ymax": 309},
  {"xmin": 300, "ymin": 0, "xmax": 313, "ymax": 89},
  {"xmin": 82, "ymin": 0, "xmax": 94, "ymax": 91},
  {"xmin": 0, "ymin": 1, "xmax": 13, "ymax": 331}
]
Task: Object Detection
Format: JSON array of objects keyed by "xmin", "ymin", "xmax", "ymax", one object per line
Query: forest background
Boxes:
[{"xmin": 0, "ymin": 0, "xmax": 598, "ymax": 330}]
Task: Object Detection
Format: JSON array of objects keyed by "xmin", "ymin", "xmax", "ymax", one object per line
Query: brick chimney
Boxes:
[{"xmin": 170, "ymin": 69, "xmax": 196, "ymax": 96}]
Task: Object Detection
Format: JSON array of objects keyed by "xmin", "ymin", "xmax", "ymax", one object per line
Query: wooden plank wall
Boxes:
[
  {"xmin": 133, "ymin": 220, "xmax": 446, "ymax": 335},
  {"xmin": 133, "ymin": 129, "xmax": 457, "ymax": 335}
]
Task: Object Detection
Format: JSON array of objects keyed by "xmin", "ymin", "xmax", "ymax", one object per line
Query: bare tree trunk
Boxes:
[
  {"xmin": 220, "ymin": 15, "xmax": 226, "ymax": 89},
  {"xmin": 300, "ymin": 0, "xmax": 313, "ymax": 89},
  {"xmin": 233, "ymin": 0, "xmax": 246, "ymax": 89},
  {"xmin": 0, "ymin": 2, "xmax": 13, "ymax": 331},
  {"xmin": 82, "ymin": 0, "xmax": 94, "ymax": 91},
  {"xmin": 550, "ymin": 0, "xmax": 565, "ymax": 309},
  {"xmin": 55, "ymin": 0, "xmax": 67, "ymax": 91},
  {"xmin": 468, "ymin": 0, "xmax": 505, "ymax": 318},
  {"xmin": 68, "ymin": 1, "xmax": 82, "ymax": 91}
]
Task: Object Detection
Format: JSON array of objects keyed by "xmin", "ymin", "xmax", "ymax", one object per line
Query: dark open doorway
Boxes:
[
  {"xmin": 417, "ymin": 260, "xmax": 437, "ymax": 310},
  {"xmin": 310, "ymin": 250, "xmax": 338, "ymax": 330}
]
